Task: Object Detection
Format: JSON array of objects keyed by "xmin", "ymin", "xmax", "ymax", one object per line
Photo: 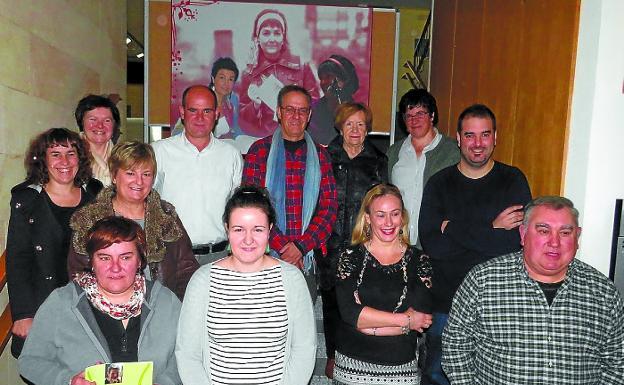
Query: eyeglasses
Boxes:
[
  {"xmin": 281, "ymin": 106, "xmax": 310, "ymax": 117},
  {"xmin": 404, "ymin": 111, "xmax": 430, "ymax": 120}
]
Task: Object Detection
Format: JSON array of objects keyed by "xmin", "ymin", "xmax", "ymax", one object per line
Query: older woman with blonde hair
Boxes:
[
  {"xmin": 68, "ymin": 141, "xmax": 199, "ymax": 299},
  {"xmin": 334, "ymin": 183, "xmax": 432, "ymax": 384}
]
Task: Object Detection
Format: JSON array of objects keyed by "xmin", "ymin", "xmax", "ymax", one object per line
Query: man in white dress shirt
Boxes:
[{"xmin": 153, "ymin": 85, "xmax": 243, "ymax": 265}]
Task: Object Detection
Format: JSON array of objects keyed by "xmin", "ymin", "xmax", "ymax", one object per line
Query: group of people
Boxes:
[{"xmin": 6, "ymin": 75, "xmax": 623, "ymax": 385}]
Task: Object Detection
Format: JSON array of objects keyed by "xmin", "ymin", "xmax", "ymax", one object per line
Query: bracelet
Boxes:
[
  {"xmin": 401, "ymin": 314, "xmax": 411, "ymax": 335},
  {"xmin": 373, "ymin": 327, "xmax": 377, "ymax": 336}
]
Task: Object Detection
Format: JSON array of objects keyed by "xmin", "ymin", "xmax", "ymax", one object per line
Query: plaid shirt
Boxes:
[
  {"xmin": 243, "ymin": 135, "xmax": 337, "ymax": 254},
  {"xmin": 442, "ymin": 250, "xmax": 624, "ymax": 385}
]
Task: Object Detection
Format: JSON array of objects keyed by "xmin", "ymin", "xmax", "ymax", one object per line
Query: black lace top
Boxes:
[{"xmin": 335, "ymin": 244, "xmax": 432, "ymax": 365}]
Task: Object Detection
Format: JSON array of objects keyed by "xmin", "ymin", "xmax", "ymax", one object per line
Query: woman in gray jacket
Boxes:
[
  {"xmin": 19, "ymin": 217, "xmax": 181, "ymax": 385},
  {"xmin": 176, "ymin": 186, "xmax": 316, "ymax": 385}
]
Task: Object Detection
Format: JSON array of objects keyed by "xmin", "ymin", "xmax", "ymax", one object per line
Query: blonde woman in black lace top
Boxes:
[{"xmin": 334, "ymin": 183, "xmax": 433, "ymax": 385}]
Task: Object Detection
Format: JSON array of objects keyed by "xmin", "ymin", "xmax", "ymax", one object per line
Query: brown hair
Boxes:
[
  {"xmin": 334, "ymin": 102, "xmax": 373, "ymax": 133},
  {"xmin": 74, "ymin": 94, "xmax": 121, "ymax": 143},
  {"xmin": 351, "ymin": 184, "xmax": 410, "ymax": 245},
  {"xmin": 24, "ymin": 128, "xmax": 92, "ymax": 186},
  {"xmin": 86, "ymin": 216, "xmax": 147, "ymax": 269},
  {"xmin": 108, "ymin": 141, "xmax": 157, "ymax": 181}
]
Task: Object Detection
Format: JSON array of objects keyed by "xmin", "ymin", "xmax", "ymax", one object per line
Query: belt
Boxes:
[{"xmin": 192, "ymin": 240, "xmax": 229, "ymax": 255}]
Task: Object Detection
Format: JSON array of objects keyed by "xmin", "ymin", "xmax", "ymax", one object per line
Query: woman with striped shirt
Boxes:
[{"xmin": 176, "ymin": 186, "xmax": 316, "ymax": 385}]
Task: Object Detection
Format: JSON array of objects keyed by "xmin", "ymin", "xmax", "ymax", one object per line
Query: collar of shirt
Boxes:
[
  {"xmin": 513, "ymin": 249, "xmax": 577, "ymax": 300},
  {"xmin": 181, "ymin": 131, "xmax": 216, "ymax": 154},
  {"xmin": 400, "ymin": 128, "xmax": 442, "ymax": 156},
  {"xmin": 393, "ymin": 128, "xmax": 442, "ymax": 244}
]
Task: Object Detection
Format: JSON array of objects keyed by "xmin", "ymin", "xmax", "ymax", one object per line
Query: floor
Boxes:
[{"xmin": 311, "ymin": 296, "xmax": 333, "ymax": 385}]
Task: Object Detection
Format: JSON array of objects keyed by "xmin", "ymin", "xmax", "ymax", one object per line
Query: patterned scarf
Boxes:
[{"xmin": 74, "ymin": 272, "xmax": 145, "ymax": 320}]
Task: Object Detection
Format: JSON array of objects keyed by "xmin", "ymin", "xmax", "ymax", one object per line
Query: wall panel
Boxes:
[
  {"xmin": 148, "ymin": 1, "xmax": 171, "ymax": 125},
  {"xmin": 430, "ymin": 0, "xmax": 580, "ymax": 197}
]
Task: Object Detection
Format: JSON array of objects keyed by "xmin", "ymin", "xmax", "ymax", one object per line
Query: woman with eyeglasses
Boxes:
[
  {"xmin": 334, "ymin": 184, "xmax": 432, "ymax": 385},
  {"xmin": 386, "ymin": 89, "xmax": 459, "ymax": 247},
  {"xmin": 239, "ymin": 9, "xmax": 320, "ymax": 138},
  {"xmin": 320, "ymin": 102, "xmax": 387, "ymax": 378}
]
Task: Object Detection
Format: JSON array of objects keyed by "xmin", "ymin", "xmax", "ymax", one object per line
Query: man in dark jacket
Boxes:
[{"xmin": 419, "ymin": 104, "xmax": 532, "ymax": 385}]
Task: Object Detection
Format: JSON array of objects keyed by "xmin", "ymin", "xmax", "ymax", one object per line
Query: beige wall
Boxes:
[{"xmin": 0, "ymin": 1, "xmax": 127, "ymax": 382}]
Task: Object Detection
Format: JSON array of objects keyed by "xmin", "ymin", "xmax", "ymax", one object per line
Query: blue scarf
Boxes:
[{"xmin": 265, "ymin": 128, "xmax": 321, "ymax": 274}]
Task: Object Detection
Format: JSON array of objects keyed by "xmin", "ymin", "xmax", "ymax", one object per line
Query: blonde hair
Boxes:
[
  {"xmin": 108, "ymin": 141, "xmax": 157, "ymax": 179},
  {"xmin": 351, "ymin": 183, "xmax": 410, "ymax": 245}
]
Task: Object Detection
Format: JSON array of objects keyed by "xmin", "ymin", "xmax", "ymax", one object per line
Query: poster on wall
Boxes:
[{"xmin": 171, "ymin": 1, "xmax": 372, "ymax": 152}]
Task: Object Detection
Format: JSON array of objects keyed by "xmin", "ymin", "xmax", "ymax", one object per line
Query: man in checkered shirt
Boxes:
[
  {"xmin": 243, "ymin": 84, "xmax": 337, "ymax": 299},
  {"xmin": 442, "ymin": 196, "xmax": 624, "ymax": 384}
]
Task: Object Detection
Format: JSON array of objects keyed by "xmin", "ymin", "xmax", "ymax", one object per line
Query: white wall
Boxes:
[{"xmin": 565, "ymin": 0, "xmax": 624, "ymax": 275}]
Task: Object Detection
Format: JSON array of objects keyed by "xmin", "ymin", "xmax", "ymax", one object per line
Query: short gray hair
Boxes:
[{"xmin": 523, "ymin": 196, "xmax": 579, "ymax": 227}]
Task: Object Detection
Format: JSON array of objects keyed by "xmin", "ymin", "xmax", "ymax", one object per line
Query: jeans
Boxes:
[{"xmin": 421, "ymin": 312, "xmax": 450, "ymax": 385}]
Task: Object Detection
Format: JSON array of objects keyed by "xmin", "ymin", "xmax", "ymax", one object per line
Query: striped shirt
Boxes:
[
  {"xmin": 442, "ymin": 250, "xmax": 624, "ymax": 385},
  {"xmin": 208, "ymin": 265, "xmax": 288, "ymax": 384}
]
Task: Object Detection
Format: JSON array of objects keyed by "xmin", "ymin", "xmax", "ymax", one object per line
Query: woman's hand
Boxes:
[
  {"xmin": 70, "ymin": 371, "xmax": 95, "ymax": 385},
  {"xmin": 11, "ymin": 318, "xmax": 34, "ymax": 338},
  {"xmin": 406, "ymin": 308, "xmax": 432, "ymax": 333}
]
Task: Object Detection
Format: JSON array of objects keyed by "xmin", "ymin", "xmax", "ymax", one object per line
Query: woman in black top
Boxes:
[
  {"xmin": 6, "ymin": 128, "xmax": 102, "ymax": 358},
  {"xmin": 321, "ymin": 102, "xmax": 387, "ymax": 378},
  {"xmin": 334, "ymin": 184, "xmax": 432, "ymax": 385}
]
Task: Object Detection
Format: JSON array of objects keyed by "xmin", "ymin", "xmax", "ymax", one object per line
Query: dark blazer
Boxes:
[{"xmin": 6, "ymin": 179, "xmax": 102, "ymax": 357}]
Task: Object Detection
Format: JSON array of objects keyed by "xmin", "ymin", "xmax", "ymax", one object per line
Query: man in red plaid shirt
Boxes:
[{"xmin": 243, "ymin": 85, "xmax": 337, "ymax": 298}]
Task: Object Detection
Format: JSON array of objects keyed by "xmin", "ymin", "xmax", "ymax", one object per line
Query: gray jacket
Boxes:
[
  {"xmin": 387, "ymin": 134, "xmax": 460, "ymax": 185},
  {"xmin": 176, "ymin": 259, "xmax": 317, "ymax": 385},
  {"xmin": 19, "ymin": 280, "xmax": 181, "ymax": 385}
]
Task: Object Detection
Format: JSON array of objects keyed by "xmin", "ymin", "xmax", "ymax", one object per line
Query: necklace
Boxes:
[{"xmin": 353, "ymin": 244, "xmax": 408, "ymax": 313}]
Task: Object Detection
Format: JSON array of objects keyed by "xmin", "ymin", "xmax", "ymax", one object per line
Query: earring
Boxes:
[
  {"xmin": 399, "ymin": 229, "xmax": 403, "ymax": 235},
  {"xmin": 265, "ymin": 244, "xmax": 271, "ymax": 254},
  {"xmin": 226, "ymin": 243, "xmax": 231, "ymax": 254},
  {"xmin": 365, "ymin": 224, "xmax": 371, "ymax": 238}
]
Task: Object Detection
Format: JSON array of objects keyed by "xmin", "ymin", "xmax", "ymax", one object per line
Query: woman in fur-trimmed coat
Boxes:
[{"xmin": 67, "ymin": 142, "xmax": 199, "ymax": 299}]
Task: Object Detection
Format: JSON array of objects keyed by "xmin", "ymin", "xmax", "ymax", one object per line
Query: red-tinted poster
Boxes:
[{"xmin": 172, "ymin": 1, "xmax": 371, "ymax": 152}]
